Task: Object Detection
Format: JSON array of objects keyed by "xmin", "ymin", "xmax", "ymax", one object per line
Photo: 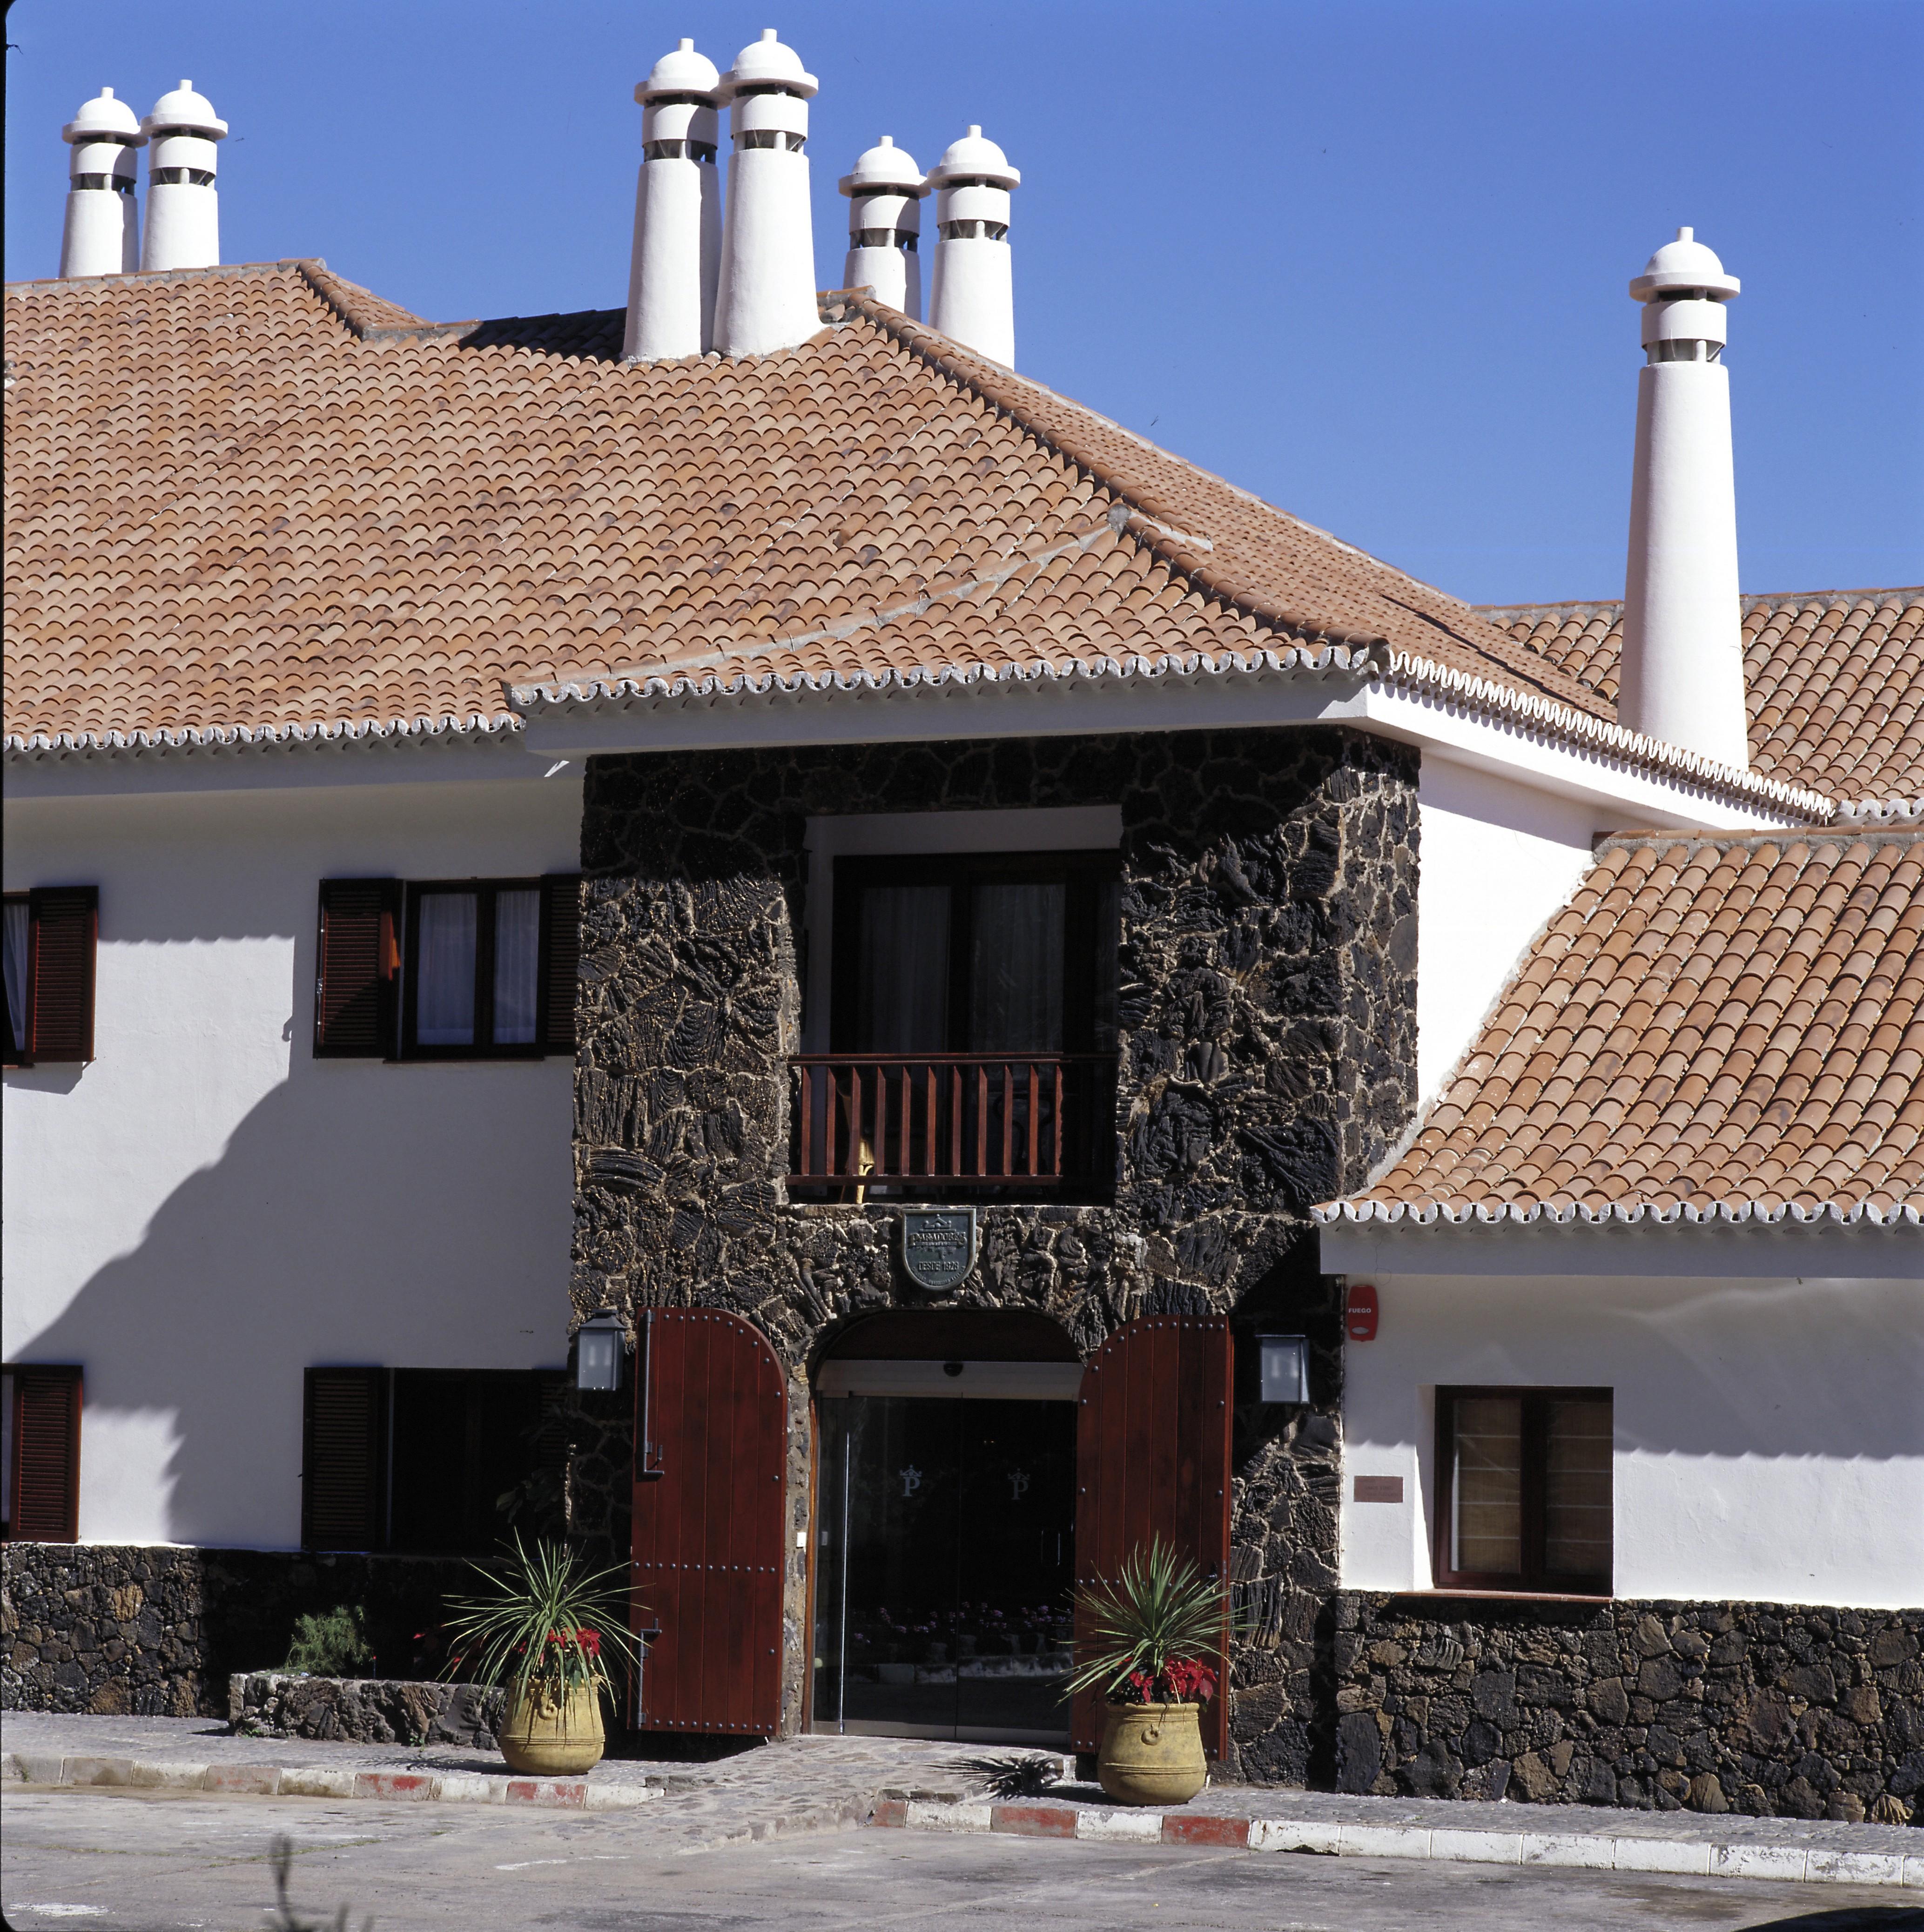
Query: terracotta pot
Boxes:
[
  {"xmin": 1097, "ymin": 1699, "xmax": 1207, "ymax": 1806},
  {"xmin": 497, "ymin": 1679, "xmax": 605, "ymax": 1776}
]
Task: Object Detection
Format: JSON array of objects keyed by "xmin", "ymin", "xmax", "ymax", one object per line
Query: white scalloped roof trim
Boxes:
[
  {"xmin": 1312, "ymin": 1197, "xmax": 1921, "ymax": 1228},
  {"xmin": 507, "ymin": 638, "xmax": 1838, "ymax": 821},
  {"xmin": 4, "ymin": 709, "xmax": 524, "ymax": 758},
  {"xmin": 1833, "ymin": 795, "xmax": 1924, "ymax": 823}
]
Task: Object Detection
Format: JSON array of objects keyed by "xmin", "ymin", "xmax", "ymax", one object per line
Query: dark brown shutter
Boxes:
[
  {"xmin": 10, "ymin": 1366, "xmax": 83, "ymax": 1541},
  {"xmin": 630, "ymin": 1310, "xmax": 787, "ymax": 1736},
  {"xmin": 302, "ymin": 1367, "xmax": 387, "ymax": 1550},
  {"xmin": 538, "ymin": 874, "xmax": 581, "ymax": 1054},
  {"xmin": 27, "ymin": 888, "xmax": 98, "ymax": 1063},
  {"xmin": 1071, "ymin": 1315, "xmax": 1234, "ymax": 1759},
  {"xmin": 314, "ymin": 880, "xmax": 401, "ymax": 1058}
]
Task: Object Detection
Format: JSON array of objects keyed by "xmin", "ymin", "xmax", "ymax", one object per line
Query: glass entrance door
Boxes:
[{"xmin": 814, "ymin": 1393, "xmax": 1076, "ymax": 1743}]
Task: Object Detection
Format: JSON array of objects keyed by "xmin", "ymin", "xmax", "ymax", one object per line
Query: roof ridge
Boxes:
[
  {"xmin": 1479, "ymin": 587, "xmax": 1924, "ymax": 619},
  {"xmin": 826, "ymin": 293, "xmax": 1379, "ymax": 649},
  {"xmin": 1594, "ymin": 823, "xmax": 1924, "ymax": 856}
]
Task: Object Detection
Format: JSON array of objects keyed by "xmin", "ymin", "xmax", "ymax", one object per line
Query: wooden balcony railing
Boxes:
[{"xmin": 789, "ymin": 1052, "xmax": 1117, "ymax": 1198}]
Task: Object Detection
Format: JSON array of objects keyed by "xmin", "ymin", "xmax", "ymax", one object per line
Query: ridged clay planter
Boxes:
[
  {"xmin": 1097, "ymin": 1699, "xmax": 1207, "ymax": 1805},
  {"xmin": 497, "ymin": 1681, "xmax": 605, "ymax": 1776}
]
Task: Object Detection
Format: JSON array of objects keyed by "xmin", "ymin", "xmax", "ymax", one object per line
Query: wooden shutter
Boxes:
[
  {"xmin": 630, "ymin": 1310, "xmax": 787, "ymax": 1736},
  {"xmin": 314, "ymin": 880, "xmax": 401, "ymax": 1058},
  {"xmin": 27, "ymin": 888, "xmax": 98, "ymax": 1063},
  {"xmin": 1071, "ymin": 1315, "xmax": 1233, "ymax": 1758},
  {"xmin": 9, "ymin": 1366, "xmax": 83, "ymax": 1542},
  {"xmin": 302, "ymin": 1367, "xmax": 387, "ymax": 1550},
  {"xmin": 538, "ymin": 874, "xmax": 581, "ymax": 1054}
]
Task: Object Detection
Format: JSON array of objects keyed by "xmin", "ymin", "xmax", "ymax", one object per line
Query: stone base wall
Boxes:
[
  {"xmin": 2, "ymin": 1545, "xmax": 479, "ymax": 1718},
  {"xmin": 1334, "ymin": 1592, "xmax": 1924, "ymax": 1824},
  {"xmin": 229, "ymin": 1672, "xmax": 505, "ymax": 1748}
]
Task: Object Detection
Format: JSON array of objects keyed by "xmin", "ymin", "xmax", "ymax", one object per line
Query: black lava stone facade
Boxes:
[
  {"xmin": 1334, "ymin": 1595, "xmax": 1924, "ymax": 1824},
  {"xmin": 571, "ymin": 725, "xmax": 1420, "ymax": 1773},
  {"xmin": 1, "ymin": 1544, "xmax": 477, "ymax": 1718}
]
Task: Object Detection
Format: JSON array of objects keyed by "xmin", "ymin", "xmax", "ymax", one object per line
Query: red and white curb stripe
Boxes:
[
  {"xmin": 2, "ymin": 1751, "xmax": 655, "ymax": 1812},
  {"xmin": 868, "ymin": 1797, "xmax": 1924, "ymax": 1890}
]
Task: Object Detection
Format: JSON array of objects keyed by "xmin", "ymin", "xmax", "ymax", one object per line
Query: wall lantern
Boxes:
[
  {"xmin": 575, "ymin": 1308, "xmax": 629, "ymax": 1393},
  {"xmin": 1257, "ymin": 1333, "xmax": 1311, "ymax": 1405}
]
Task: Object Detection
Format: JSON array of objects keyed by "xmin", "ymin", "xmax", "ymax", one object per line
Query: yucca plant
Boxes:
[
  {"xmin": 1066, "ymin": 1537, "xmax": 1238, "ymax": 1707},
  {"xmin": 441, "ymin": 1532, "xmax": 639, "ymax": 1705}
]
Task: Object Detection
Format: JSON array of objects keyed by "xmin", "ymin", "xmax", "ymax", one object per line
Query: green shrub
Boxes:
[{"xmin": 282, "ymin": 1604, "xmax": 373, "ymax": 1677}]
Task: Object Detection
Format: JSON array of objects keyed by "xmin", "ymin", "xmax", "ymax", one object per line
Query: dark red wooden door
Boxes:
[
  {"xmin": 630, "ymin": 1309, "xmax": 788, "ymax": 1736},
  {"xmin": 1071, "ymin": 1315, "xmax": 1233, "ymax": 1758}
]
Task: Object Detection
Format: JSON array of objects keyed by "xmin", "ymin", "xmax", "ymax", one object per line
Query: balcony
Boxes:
[{"xmin": 788, "ymin": 1053, "xmax": 1117, "ymax": 1202}]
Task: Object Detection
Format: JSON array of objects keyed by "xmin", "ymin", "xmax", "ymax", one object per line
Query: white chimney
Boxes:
[
  {"xmin": 61, "ymin": 87, "xmax": 146, "ymax": 278},
  {"xmin": 1619, "ymin": 228, "xmax": 1749, "ymax": 767},
  {"xmin": 839, "ymin": 136, "xmax": 928, "ymax": 320},
  {"xmin": 927, "ymin": 126, "xmax": 1019, "ymax": 368},
  {"xmin": 624, "ymin": 39, "xmax": 723, "ymax": 362},
  {"xmin": 712, "ymin": 29, "xmax": 820, "ymax": 358},
  {"xmin": 140, "ymin": 81, "xmax": 227, "ymax": 271}
]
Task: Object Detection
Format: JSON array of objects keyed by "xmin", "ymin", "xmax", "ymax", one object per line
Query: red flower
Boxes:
[{"xmin": 1158, "ymin": 1658, "xmax": 1218, "ymax": 1704}]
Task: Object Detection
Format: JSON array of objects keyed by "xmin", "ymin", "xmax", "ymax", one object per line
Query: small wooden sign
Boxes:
[{"xmin": 1353, "ymin": 1475, "xmax": 1404, "ymax": 1503}]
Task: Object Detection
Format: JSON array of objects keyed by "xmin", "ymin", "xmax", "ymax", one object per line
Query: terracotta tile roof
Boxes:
[
  {"xmin": 5, "ymin": 262, "xmax": 1606, "ymax": 754},
  {"xmin": 1482, "ymin": 591, "xmax": 1924, "ymax": 809},
  {"xmin": 1320, "ymin": 829, "xmax": 1924, "ymax": 1228}
]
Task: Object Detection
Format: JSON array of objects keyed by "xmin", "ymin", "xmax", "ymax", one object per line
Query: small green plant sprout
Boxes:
[
  {"xmin": 281, "ymin": 1605, "xmax": 373, "ymax": 1678},
  {"xmin": 1065, "ymin": 1537, "xmax": 1242, "ymax": 1706},
  {"xmin": 441, "ymin": 1531, "xmax": 639, "ymax": 1705}
]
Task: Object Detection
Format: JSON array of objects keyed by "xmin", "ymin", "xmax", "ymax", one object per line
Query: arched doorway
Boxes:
[{"xmin": 811, "ymin": 1309, "xmax": 1081, "ymax": 1744}]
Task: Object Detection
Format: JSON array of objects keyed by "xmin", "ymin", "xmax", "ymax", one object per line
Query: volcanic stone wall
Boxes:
[
  {"xmin": 571, "ymin": 724, "xmax": 1420, "ymax": 1772},
  {"xmin": 2, "ymin": 1543, "xmax": 477, "ymax": 1718},
  {"xmin": 1334, "ymin": 1594, "xmax": 1924, "ymax": 1824}
]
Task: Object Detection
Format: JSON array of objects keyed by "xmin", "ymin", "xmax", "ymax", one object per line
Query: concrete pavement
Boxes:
[{"xmin": 5, "ymin": 1786, "xmax": 1922, "ymax": 1932}]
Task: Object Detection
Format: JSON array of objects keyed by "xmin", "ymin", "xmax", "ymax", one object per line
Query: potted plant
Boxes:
[
  {"xmin": 443, "ymin": 1533, "xmax": 638, "ymax": 1776},
  {"xmin": 1067, "ymin": 1538, "xmax": 1235, "ymax": 1806}
]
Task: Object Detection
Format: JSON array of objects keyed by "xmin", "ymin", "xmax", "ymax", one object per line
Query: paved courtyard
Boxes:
[{"xmin": 5, "ymin": 1785, "xmax": 1921, "ymax": 1932}]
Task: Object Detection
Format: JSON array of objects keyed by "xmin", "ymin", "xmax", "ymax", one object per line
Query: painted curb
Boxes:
[
  {"xmin": 0, "ymin": 1750, "xmax": 658, "ymax": 1814},
  {"xmin": 866, "ymin": 1797, "xmax": 1924, "ymax": 1890}
]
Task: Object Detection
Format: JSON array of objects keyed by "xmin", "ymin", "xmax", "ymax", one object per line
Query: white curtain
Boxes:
[
  {"xmin": 493, "ymin": 889, "xmax": 540, "ymax": 1045},
  {"xmin": 858, "ymin": 884, "xmax": 949, "ymax": 1053},
  {"xmin": 969, "ymin": 882, "xmax": 1063, "ymax": 1052},
  {"xmin": 416, "ymin": 892, "xmax": 477, "ymax": 1045},
  {"xmin": 2, "ymin": 901, "xmax": 29, "ymax": 1056}
]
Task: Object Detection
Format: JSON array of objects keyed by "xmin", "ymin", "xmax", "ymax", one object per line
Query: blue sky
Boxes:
[{"xmin": 7, "ymin": 0, "xmax": 1920, "ymax": 604}]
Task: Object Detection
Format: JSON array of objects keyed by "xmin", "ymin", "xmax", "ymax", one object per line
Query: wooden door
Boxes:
[
  {"xmin": 630, "ymin": 1309, "xmax": 788, "ymax": 1736},
  {"xmin": 1071, "ymin": 1315, "xmax": 1233, "ymax": 1758}
]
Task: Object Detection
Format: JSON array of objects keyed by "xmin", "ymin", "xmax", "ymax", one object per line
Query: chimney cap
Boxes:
[
  {"xmin": 840, "ymin": 135, "xmax": 928, "ymax": 198},
  {"xmin": 636, "ymin": 38, "xmax": 721, "ymax": 102},
  {"xmin": 63, "ymin": 85, "xmax": 147, "ymax": 144},
  {"xmin": 927, "ymin": 125, "xmax": 1020, "ymax": 190},
  {"xmin": 1630, "ymin": 226, "xmax": 1739, "ymax": 303},
  {"xmin": 719, "ymin": 28, "xmax": 819, "ymax": 101},
  {"xmin": 142, "ymin": 80, "xmax": 228, "ymax": 139}
]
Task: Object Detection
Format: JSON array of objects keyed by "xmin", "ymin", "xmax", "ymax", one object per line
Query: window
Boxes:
[
  {"xmin": 313, "ymin": 875, "xmax": 580, "ymax": 1061},
  {"xmin": 3, "ymin": 888, "xmax": 99, "ymax": 1067},
  {"xmin": 2, "ymin": 1365, "xmax": 83, "ymax": 1542},
  {"xmin": 301, "ymin": 1367, "xmax": 568, "ymax": 1554},
  {"xmin": 791, "ymin": 852, "xmax": 1121, "ymax": 1200},
  {"xmin": 830, "ymin": 852, "xmax": 1120, "ymax": 1055},
  {"xmin": 1434, "ymin": 1387, "xmax": 1613, "ymax": 1595}
]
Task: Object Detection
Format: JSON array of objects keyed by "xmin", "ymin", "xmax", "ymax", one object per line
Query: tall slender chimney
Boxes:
[
  {"xmin": 713, "ymin": 29, "xmax": 820, "ymax": 358},
  {"xmin": 839, "ymin": 137, "xmax": 928, "ymax": 320},
  {"xmin": 1619, "ymin": 228, "xmax": 1749, "ymax": 767},
  {"xmin": 624, "ymin": 39, "xmax": 723, "ymax": 362},
  {"xmin": 61, "ymin": 87, "xmax": 146, "ymax": 278},
  {"xmin": 140, "ymin": 81, "xmax": 227, "ymax": 271},
  {"xmin": 927, "ymin": 126, "xmax": 1019, "ymax": 368}
]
